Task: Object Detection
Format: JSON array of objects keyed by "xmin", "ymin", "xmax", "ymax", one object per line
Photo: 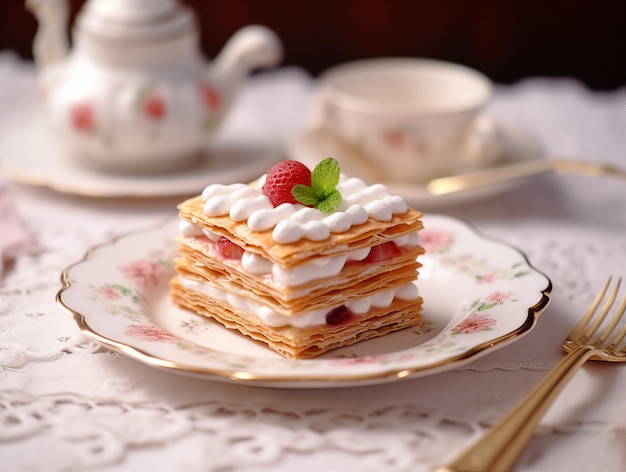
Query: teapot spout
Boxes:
[
  {"xmin": 212, "ymin": 25, "xmax": 283, "ymax": 96},
  {"xmin": 26, "ymin": 0, "xmax": 70, "ymax": 69}
]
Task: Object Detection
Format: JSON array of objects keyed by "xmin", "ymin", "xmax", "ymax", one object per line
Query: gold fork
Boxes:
[{"xmin": 437, "ymin": 276, "xmax": 626, "ymax": 472}]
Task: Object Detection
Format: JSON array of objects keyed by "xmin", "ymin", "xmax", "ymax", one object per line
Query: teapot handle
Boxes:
[
  {"xmin": 213, "ymin": 25, "xmax": 283, "ymax": 76},
  {"xmin": 209, "ymin": 25, "xmax": 282, "ymax": 120}
]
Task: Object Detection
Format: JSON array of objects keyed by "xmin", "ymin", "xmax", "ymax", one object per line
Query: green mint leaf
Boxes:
[
  {"xmin": 315, "ymin": 189, "xmax": 342, "ymax": 213},
  {"xmin": 292, "ymin": 184, "xmax": 320, "ymax": 206},
  {"xmin": 311, "ymin": 158, "xmax": 340, "ymax": 197},
  {"xmin": 292, "ymin": 158, "xmax": 343, "ymax": 212}
]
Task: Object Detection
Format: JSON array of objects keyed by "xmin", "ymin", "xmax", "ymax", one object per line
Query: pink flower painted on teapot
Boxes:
[
  {"xmin": 200, "ymin": 82, "xmax": 220, "ymax": 111},
  {"xmin": 70, "ymin": 102, "xmax": 95, "ymax": 133},
  {"xmin": 143, "ymin": 95, "xmax": 166, "ymax": 121}
]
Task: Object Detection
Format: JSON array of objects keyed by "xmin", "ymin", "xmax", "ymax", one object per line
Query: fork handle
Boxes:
[{"xmin": 437, "ymin": 347, "xmax": 595, "ymax": 472}]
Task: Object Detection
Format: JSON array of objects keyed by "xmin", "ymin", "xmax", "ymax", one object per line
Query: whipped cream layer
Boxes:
[
  {"xmin": 178, "ymin": 276, "xmax": 420, "ymax": 328},
  {"xmin": 200, "ymin": 176, "xmax": 409, "ymax": 244},
  {"xmin": 179, "ymin": 220, "xmax": 422, "ymax": 288}
]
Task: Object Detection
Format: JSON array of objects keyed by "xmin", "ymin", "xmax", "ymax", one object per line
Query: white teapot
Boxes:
[{"xmin": 27, "ymin": 0, "xmax": 282, "ymax": 173}]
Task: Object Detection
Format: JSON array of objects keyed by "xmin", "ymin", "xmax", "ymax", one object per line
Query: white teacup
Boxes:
[{"xmin": 311, "ymin": 58, "xmax": 498, "ymax": 184}]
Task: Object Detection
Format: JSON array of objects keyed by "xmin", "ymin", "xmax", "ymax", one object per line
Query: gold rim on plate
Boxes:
[{"xmin": 56, "ymin": 215, "xmax": 551, "ymax": 388}]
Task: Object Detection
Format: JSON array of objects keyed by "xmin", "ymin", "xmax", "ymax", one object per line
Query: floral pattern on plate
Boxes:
[{"xmin": 57, "ymin": 215, "xmax": 551, "ymax": 388}]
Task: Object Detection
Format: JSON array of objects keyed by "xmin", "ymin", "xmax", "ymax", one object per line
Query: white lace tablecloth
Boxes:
[{"xmin": 1, "ymin": 51, "xmax": 625, "ymax": 471}]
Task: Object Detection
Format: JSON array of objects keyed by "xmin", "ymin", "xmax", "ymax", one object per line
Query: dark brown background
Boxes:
[{"xmin": 1, "ymin": 0, "xmax": 624, "ymax": 90}]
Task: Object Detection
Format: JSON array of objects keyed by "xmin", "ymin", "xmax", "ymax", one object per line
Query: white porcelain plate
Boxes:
[
  {"xmin": 0, "ymin": 108, "xmax": 281, "ymax": 198},
  {"xmin": 57, "ymin": 215, "xmax": 551, "ymax": 388}
]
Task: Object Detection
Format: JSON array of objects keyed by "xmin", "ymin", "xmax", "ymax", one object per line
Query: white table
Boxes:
[{"xmin": 1, "ymin": 51, "xmax": 624, "ymax": 471}]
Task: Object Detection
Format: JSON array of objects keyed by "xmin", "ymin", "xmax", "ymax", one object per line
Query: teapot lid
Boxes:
[{"xmin": 76, "ymin": 0, "xmax": 196, "ymax": 42}]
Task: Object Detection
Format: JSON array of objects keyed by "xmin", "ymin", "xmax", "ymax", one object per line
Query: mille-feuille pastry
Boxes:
[{"xmin": 170, "ymin": 158, "xmax": 425, "ymax": 359}]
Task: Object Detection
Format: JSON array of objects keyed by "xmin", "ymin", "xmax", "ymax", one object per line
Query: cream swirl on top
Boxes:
[{"xmin": 201, "ymin": 175, "xmax": 408, "ymax": 244}]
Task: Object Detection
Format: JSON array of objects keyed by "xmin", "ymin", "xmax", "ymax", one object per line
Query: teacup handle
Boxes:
[{"xmin": 459, "ymin": 115, "xmax": 501, "ymax": 169}]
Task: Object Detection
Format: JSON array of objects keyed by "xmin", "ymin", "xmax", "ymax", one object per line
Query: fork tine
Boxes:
[
  {"xmin": 591, "ymin": 277, "xmax": 624, "ymax": 344},
  {"xmin": 569, "ymin": 276, "xmax": 613, "ymax": 342},
  {"xmin": 606, "ymin": 294, "xmax": 626, "ymax": 351}
]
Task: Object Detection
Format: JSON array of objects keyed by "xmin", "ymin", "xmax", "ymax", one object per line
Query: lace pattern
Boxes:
[{"xmin": 1, "ymin": 390, "xmax": 480, "ymax": 471}]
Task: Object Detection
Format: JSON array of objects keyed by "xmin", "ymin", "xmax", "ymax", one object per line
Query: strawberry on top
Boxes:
[
  {"xmin": 262, "ymin": 158, "xmax": 342, "ymax": 213},
  {"xmin": 262, "ymin": 160, "xmax": 311, "ymax": 206}
]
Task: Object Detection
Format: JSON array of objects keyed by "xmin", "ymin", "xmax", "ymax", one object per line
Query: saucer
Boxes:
[
  {"xmin": 0, "ymin": 109, "xmax": 281, "ymax": 198},
  {"xmin": 288, "ymin": 118, "xmax": 545, "ymax": 209}
]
